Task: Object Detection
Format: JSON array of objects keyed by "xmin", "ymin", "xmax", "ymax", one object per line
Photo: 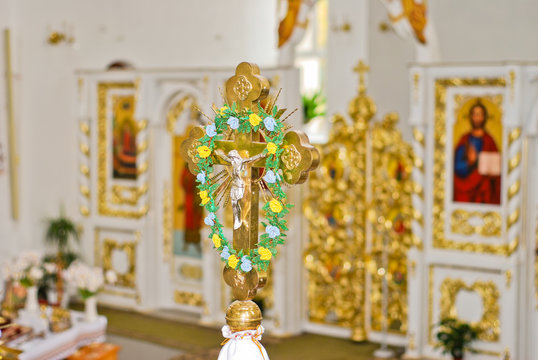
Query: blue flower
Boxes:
[
  {"xmin": 240, "ymin": 256, "xmax": 252, "ymax": 272},
  {"xmin": 263, "ymin": 170, "xmax": 277, "ymax": 184},
  {"xmin": 221, "ymin": 246, "xmax": 230, "ymax": 259},
  {"xmin": 204, "ymin": 212, "xmax": 216, "ymax": 226},
  {"xmin": 206, "ymin": 124, "xmax": 217, "ymax": 137},
  {"xmin": 263, "ymin": 116, "xmax": 276, "ymax": 132},
  {"xmin": 227, "ymin": 116, "xmax": 239, "ymax": 130},
  {"xmin": 196, "ymin": 171, "xmax": 206, "ymax": 184},
  {"xmin": 266, "ymin": 225, "xmax": 280, "ymax": 239}
]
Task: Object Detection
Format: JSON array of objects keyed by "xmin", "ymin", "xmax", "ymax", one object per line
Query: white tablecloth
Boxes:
[{"xmin": 15, "ymin": 310, "xmax": 107, "ymax": 360}]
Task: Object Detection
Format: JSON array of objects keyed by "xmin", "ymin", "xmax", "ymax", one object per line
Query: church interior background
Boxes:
[{"xmin": 0, "ymin": 1, "xmax": 538, "ymax": 359}]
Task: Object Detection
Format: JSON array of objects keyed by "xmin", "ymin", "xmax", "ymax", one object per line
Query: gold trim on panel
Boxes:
[
  {"xmin": 509, "ymin": 70, "xmax": 515, "ymax": 102},
  {"xmin": 505, "ymin": 270, "xmax": 512, "ymax": 288},
  {"xmin": 173, "ymin": 290, "xmax": 204, "ymax": 307},
  {"xmin": 102, "ymin": 238, "xmax": 137, "ymax": 289},
  {"xmin": 412, "ymin": 127, "xmax": 425, "ymax": 147},
  {"xmin": 439, "ymin": 277, "xmax": 500, "ymax": 342},
  {"xmin": 80, "ymin": 164, "xmax": 90, "ymax": 177},
  {"xmin": 179, "ymin": 264, "xmax": 203, "ymax": 281},
  {"xmin": 163, "ymin": 183, "xmax": 172, "ymax": 262},
  {"xmin": 4, "ymin": 29, "xmax": 19, "ymax": 220},
  {"xmin": 166, "ymin": 95, "xmax": 197, "ymax": 133},
  {"xmin": 433, "ymin": 77, "xmax": 520, "ymax": 255},
  {"xmin": 450, "ymin": 210, "xmax": 501, "ymax": 237},
  {"xmin": 507, "ymin": 179, "xmax": 520, "ymax": 200},
  {"xmin": 80, "ymin": 185, "xmax": 90, "ymax": 198},
  {"xmin": 508, "ymin": 152, "xmax": 521, "ymax": 173},
  {"xmin": 97, "ymin": 82, "xmax": 148, "ymax": 218},
  {"xmin": 507, "ymin": 127, "xmax": 521, "ymax": 147},
  {"xmin": 80, "ymin": 206, "xmax": 89, "ymax": 217},
  {"xmin": 507, "ymin": 208, "xmax": 520, "ymax": 229},
  {"xmin": 80, "ymin": 122, "xmax": 90, "ymax": 136},
  {"xmin": 79, "ymin": 143, "xmax": 90, "ymax": 156},
  {"xmin": 110, "ymin": 184, "xmax": 147, "ymax": 206},
  {"xmin": 413, "ymin": 73, "xmax": 420, "ymax": 103}
]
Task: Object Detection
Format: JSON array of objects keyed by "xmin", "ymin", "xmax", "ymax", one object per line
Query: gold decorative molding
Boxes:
[
  {"xmin": 305, "ymin": 61, "xmax": 375, "ymax": 341},
  {"xmin": 102, "ymin": 238, "xmax": 138, "ymax": 289},
  {"xmin": 413, "ymin": 73, "xmax": 420, "ymax": 103},
  {"xmin": 4, "ymin": 29, "xmax": 19, "ymax": 220},
  {"xmin": 79, "ymin": 206, "xmax": 89, "ymax": 217},
  {"xmin": 110, "ymin": 184, "xmax": 148, "ymax": 206},
  {"xmin": 433, "ymin": 77, "xmax": 520, "ymax": 256},
  {"xmin": 80, "ymin": 185, "xmax": 90, "ymax": 198},
  {"xmin": 509, "ymin": 70, "xmax": 515, "ymax": 102},
  {"xmin": 450, "ymin": 210, "xmax": 501, "ymax": 237},
  {"xmin": 508, "ymin": 152, "xmax": 521, "ymax": 173},
  {"xmin": 412, "ymin": 127, "xmax": 425, "ymax": 147},
  {"xmin": 508, "ymin": 127, "xmax": 521, "ymax": 147},
  {"xmin": 507, "ymin": 208, "xmax": 520, "ymax": 229},
  {"xmin": 507, "ymin": 179, "xmax": 520, "ymax": 200},
  {"xmin": 166, "ymin": 94, "xmax": 198, "ymax": 133},
  {"xmin": 439, "ymin": 278, "xmax": 500, "ymax": 342},
  {"xmin": 80, "ymin": 122, "xmax": 90, "ymax": 136},
  {"xmin": 505, "ymin": 270, "xmax": 512, "ymax": 288},
  {"xmin": 174, "ymin": 290, "xmax": 204, "ymax": 307},
  {"xmin": 97, "ymin": 82, "xmax": 148, "ymax": 219},
  {"xmin": 179, "ymin": 264, "xmax": 203, "ymax": 281},
  {"xmin": 163, "ymin": 183, "xmax": 172, "ymax": 262}
]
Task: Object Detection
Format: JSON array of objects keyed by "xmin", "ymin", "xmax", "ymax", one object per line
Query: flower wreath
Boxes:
[{"xmin": 194, "ymin": 102, "xmax": 292, "ymax": 273}]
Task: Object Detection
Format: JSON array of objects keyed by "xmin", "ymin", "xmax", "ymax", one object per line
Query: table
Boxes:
[{"xmin": 15, "ymin": 310, "xmax": 107, "ymax": 360}]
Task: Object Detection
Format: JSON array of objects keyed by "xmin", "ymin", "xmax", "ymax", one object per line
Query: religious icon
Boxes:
[
  {"xmin": 453, "ymin": 98, "xmax": 502, "ymax": 205},
  {"xmin": 112, "ymin": 96, "xmax": 137, "ymax": 180},
  {"xmin": 173, "ymin": 134, "xmax": 202, "ymax": 257}
]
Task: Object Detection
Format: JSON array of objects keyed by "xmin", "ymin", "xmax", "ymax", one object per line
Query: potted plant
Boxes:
[
  {"xmin": 2, "ymin": 251, "xmax": 44, "ymax": 312},
  {"xmin": 302, "ymin": 90, "xmax": 326, "ymax": 124},
  {"xmin": 44, "ymin": 212, "xmax": 80, "ymax": 306},
  {"xmin": 434, "ymin": 318, "xmax": 479, "ymax": 360}
]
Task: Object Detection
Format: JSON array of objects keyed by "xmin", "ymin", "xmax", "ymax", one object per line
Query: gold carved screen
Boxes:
[{"xmin": 304, "ymin": 61, "xmax": 414, "ymax": 340}]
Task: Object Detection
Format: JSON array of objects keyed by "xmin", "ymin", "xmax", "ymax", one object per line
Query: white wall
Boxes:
[{"xmin": 0, "ymin": 0, "xmax": 279, "ymax": 262}]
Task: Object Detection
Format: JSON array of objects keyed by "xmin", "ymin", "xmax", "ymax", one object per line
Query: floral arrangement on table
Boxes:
[
  {"xmin": 1, "ymin": 251, "xmax": 44, "ymax": 288},
  {"xmin": 195, "ymin": 103, "xmax": 293, "ymax": 273},
  {"xmin": 62, "ymin": 261, "xmax": 117, "ymax": 300}
]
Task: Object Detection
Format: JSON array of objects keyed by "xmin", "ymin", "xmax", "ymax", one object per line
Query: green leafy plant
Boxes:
[
  {"xmin": 302, "ymin": 91, "xmax": 326, "ymax": 124},
  {"xmin": 45, "ymin": 215, "xmax": 79, "ymax": 256},
  {"xmin": 435, "ymin": 318, "xmax": 479, "ymax": 360}
]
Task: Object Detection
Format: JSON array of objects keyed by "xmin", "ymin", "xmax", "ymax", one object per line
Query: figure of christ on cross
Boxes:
[{"xmin": 215, "ymin": 149, "xmax": 266, "ymax": 230}]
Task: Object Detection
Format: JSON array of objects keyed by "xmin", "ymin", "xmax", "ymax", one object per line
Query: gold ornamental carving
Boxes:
[
  {"xmin": 450, "ymin": 210, "xmax": 502, "ymax": 237},
  {"xmin": 367, "ymin": 112, "xmax": 414, "ymax": 335},
  {"xmin": 305, "ymin": 61, "xmax": 405, "ymax": 341},
  {"xmin": 439, "ymin": 278, "xmax": 500, "ymax": 342},
  {"xmin": 432, "ymin": 77, "xmax": 522, "ymax": 256},
  {"xmin": 174, "ymin": 290, "xmax": 204, "ymax": 307},
  {"xmin": 102, "ymin": 238, "xmax": 137, "ymax": 289}
]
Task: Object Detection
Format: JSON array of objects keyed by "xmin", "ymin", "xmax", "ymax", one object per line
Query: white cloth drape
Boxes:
[{"xmin": 217, "ymin": 325, "xmax": 269, "ymax": 360}]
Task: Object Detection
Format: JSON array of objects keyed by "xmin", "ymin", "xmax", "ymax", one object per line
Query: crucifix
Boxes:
[{"xmin": 181, "ymin": 62, "xmax": 319, "ymax": 334}]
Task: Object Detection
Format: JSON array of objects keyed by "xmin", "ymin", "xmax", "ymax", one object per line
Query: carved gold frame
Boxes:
[
  {"xmin": 94, "ymin": 228, "xmax": 141, "ymax": 303},
  {"xmin": 97, "ymin": 82, "xmax": 148, "ymax": 218},
  {"xmin": 433, "ymin": 77, "xmax": 520, "ymax": 255},
  {"xmin": 428, "ymin": 265, "xmax": 502, "ymax": 356}
]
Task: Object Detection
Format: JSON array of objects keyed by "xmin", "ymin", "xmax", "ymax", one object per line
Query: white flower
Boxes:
[
  {"xmin": 105, "ymin": 270, "xmax": 117, "ymax": 284},
  {"xmin": 29, "ymin": 266, "xmax": 44, "ymax": 281},
  {"xmin": 43, "ymin": 262, "xmax": 57, "ymax": 274}
]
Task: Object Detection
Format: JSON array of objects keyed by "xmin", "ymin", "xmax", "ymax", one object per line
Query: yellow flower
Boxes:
[
  {"xmin": 258, "ymin": 247, "xmax": 272, "ymax": 261},
  {"xmin": 199, "ymin": 190, "xmax": 210, "ymax": 205},
  {"xmin": 212, "ymin": 234, "xmax": 221, "ymax": 248},
  {"xmin": 266, "ymin": 142, "xmax": 277, "ymax": 155},
  {"xmin": 219, "ymin": 106, "xmax": 228, "ymax": 116},
  {"xmin": 249, "ymin": 113, "xmax": 262, "ymax": 126},
  {"xmin": 197, "ymin": 146, "xmax": 211, "ymax": 159},
  {"xmin": 269, "ymin": 199, "xmax": 283, "ymax": 213},
  {"xmin": 228, "ymin": 254, "xmax": 239, "ymax": 268}
]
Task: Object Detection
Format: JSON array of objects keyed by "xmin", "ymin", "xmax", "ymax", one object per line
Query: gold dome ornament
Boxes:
[{"xmin": 225, "ymin": 300, "xmax": 263, "ymax": 332}]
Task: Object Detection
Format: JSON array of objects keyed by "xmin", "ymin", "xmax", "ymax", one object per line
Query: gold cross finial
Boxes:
[
  {"xmin": 353, "ymin": 60, "xmax": 369, "ymax": 95},
  {"xmin": 225, "ymin": 62, "xmax": 270, "ymax": 111}
]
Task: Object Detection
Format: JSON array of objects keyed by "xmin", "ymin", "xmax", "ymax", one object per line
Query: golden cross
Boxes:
[
  {"xmin": 181, "ymin": 62, "xmax": 319, "ymax": 301},
  {"xmin": 353, "ymin": 60, "xmax": 370, "ymax": 95}
]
